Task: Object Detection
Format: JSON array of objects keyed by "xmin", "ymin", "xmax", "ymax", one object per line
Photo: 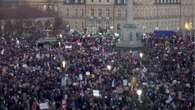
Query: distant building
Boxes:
[
  {"xmin": 1, "ymin": 0, "xmax": 195, "ymax": 33},
  {"xmin": 133, "ymin": 0, "xmax": 195, "ymax": 32},
  {"xmin": 0, "ymin": 0, "xmax": 55, "ymax": 34},
  {"xmin": 57, "ymin": 0, "xmax": 195, "ymax": 33},
  {"xmin": 58, "ymin": 0, "xmax": 127, "ymax": 32}
]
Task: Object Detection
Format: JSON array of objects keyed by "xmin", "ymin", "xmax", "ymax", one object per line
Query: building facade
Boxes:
[
  {"xmin": 133, "ymin": 0, "xmax": 195, "ymax": 32},
  {"xmin": 3, "ymin": 0, "xmax": 195, "ymax": 33},
  {"xmin": 57, "ymin": 0, "xmax": 128, "ymax": 32},
  {"xmin": 56, "ymin": 0, "xmax": 195, "ymax": 33}
]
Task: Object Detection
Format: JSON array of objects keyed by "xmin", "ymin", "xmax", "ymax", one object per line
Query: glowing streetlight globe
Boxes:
[
  {"xmin": 107, "ymin": 65, "xmax": 112, "ymax": 71},
  {"xmin": 59, "ymin": 34, "xmax": 63, "ymax": 38},
  {"xmin": 62, "ymin": 61, "xmax": 66, "ymax": 68},
  {"xmin": 137, "ymin": 89, "xmax": 142, "ymax": 96},
  {"xmin": 139, "ymin": 52, "xmax": 143, "ymax": 58},
  {"xmin": 129, "ymin": 50, "xmax": 132, "ymax": 54},
  {"xmin": 184, "ymin": 22, "xmax": 192, "ymax": 31}
]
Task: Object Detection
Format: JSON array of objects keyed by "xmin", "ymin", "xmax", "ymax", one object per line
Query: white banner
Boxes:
[{"xmin": 39, "ymin": 102, "xmax": 49, "ymax": 110}]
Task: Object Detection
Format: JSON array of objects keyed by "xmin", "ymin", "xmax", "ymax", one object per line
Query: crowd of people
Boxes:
[{"xmin": 0, "ymin": 26, "xmax": 194, "ymax": 110}]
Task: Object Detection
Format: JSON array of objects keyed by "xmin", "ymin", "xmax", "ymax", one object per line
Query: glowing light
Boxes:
[
  {"xmin": 70, "ymin": 29, "xmax": 74, "ymax": 33},
  {"xmin": 110, "ymin": 26, "xmax": 114, "ymax": 30},
  {"xmin": 58, "ymin": 42, "xmax": 61, "ymax": 47},
  {"xmin": 107, "ymin": 65, "xmax": 112, "ymax": 71},
  {"xmin": 59, "ymin": 34, "xmax": 63, "ymax": 38},
  {"xmin": 129, "ymin": 50, "xmax": 132, "ymax": 54},
  {"xmin": 86, "ymin": 71, "xmax": 90, "ymax": 76},
  {"xmin": 139, "ymin": 52, "xmax": 143, "ymax": 58},
  {"xmin": 43, "ymin": 5, "xmax": 47, "ymax": 10},
  {"xmin": 137, "ymin": 89, "xmax": 142, "ymax": 96},
  {"xmin": 155, "ymin": 27, "xmax": 159, "ymax": 30},
  {"xmin": 184, "ymin": 22, "xmax": 192, "ymax": 31},
  {"xmin": 177, "ymin": 27, "xmax": 180, "ymax": 30},
  {"xmin": 62, "ymin": 61, "xmax": 66, "ymax": 68},
  {"xmin": 91, "ymin": 74, "xmax": 95, "ymax": 78},
  {"xmin": 114, "ymin": 33, "xmax": 119, "ymax": 37}
]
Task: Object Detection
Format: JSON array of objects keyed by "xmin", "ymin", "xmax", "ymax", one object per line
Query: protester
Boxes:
[{"xmin": 0, "ymin": 25, "xmax": 194, "ymax": 110}]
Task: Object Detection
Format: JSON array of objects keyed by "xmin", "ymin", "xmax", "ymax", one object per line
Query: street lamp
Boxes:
[
  {"xmin": 59, "ymin": 34, "xmax": 63, "ymax": 38},
  {"xmin": 62, "ymin": 60, "xmax": 66, "ymax": 69},
  {"xmin": 107, "ymin": 65, "xmax": 112, "ymax": 71},
  {"xmin": 136, "ymin": 89, "xmax": 142, "ymax": 96},
  {"xmin": 139, "ymin": 52, "xmax": 144, "ymax": 58},
  {"xmin": 184, "ymin": 21, "xmax": 192, "ymax": 31},
  {"xmin": 137, "ymin": 89, "xmax": 143, "ymax": 103}
]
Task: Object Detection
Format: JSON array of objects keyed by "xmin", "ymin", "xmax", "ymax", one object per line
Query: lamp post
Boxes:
[
  {"xmin": 107, "ymin": 65, "xmax": 112, "ymax": 71},
  {"xmin": 137, "ymin": 89, "xmax": 143, "ymax": 103}
]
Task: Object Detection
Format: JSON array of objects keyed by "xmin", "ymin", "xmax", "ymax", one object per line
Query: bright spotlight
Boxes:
[
  {"xmin": 139, "ymin": 52, "xmax": 143, "ymax": 58},
  {"xmin": 107, "ymin": 65, "xmax": 112, "ymax": 71},
  {"xmin": 137, "ymin": 89, "xmax": 142, "ymax": 96},
  {"xmin": 62, "ymin": 61, "xmax": 66, "ymax": 68},
  {"xmin": 59, "ymin": 34, "xmax": 63, "ymax": 38}
]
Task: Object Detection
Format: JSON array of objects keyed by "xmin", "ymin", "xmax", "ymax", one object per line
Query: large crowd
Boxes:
[{"xmin": 0, "ymin": 25, "xmax": 194, "ymax": 110}]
